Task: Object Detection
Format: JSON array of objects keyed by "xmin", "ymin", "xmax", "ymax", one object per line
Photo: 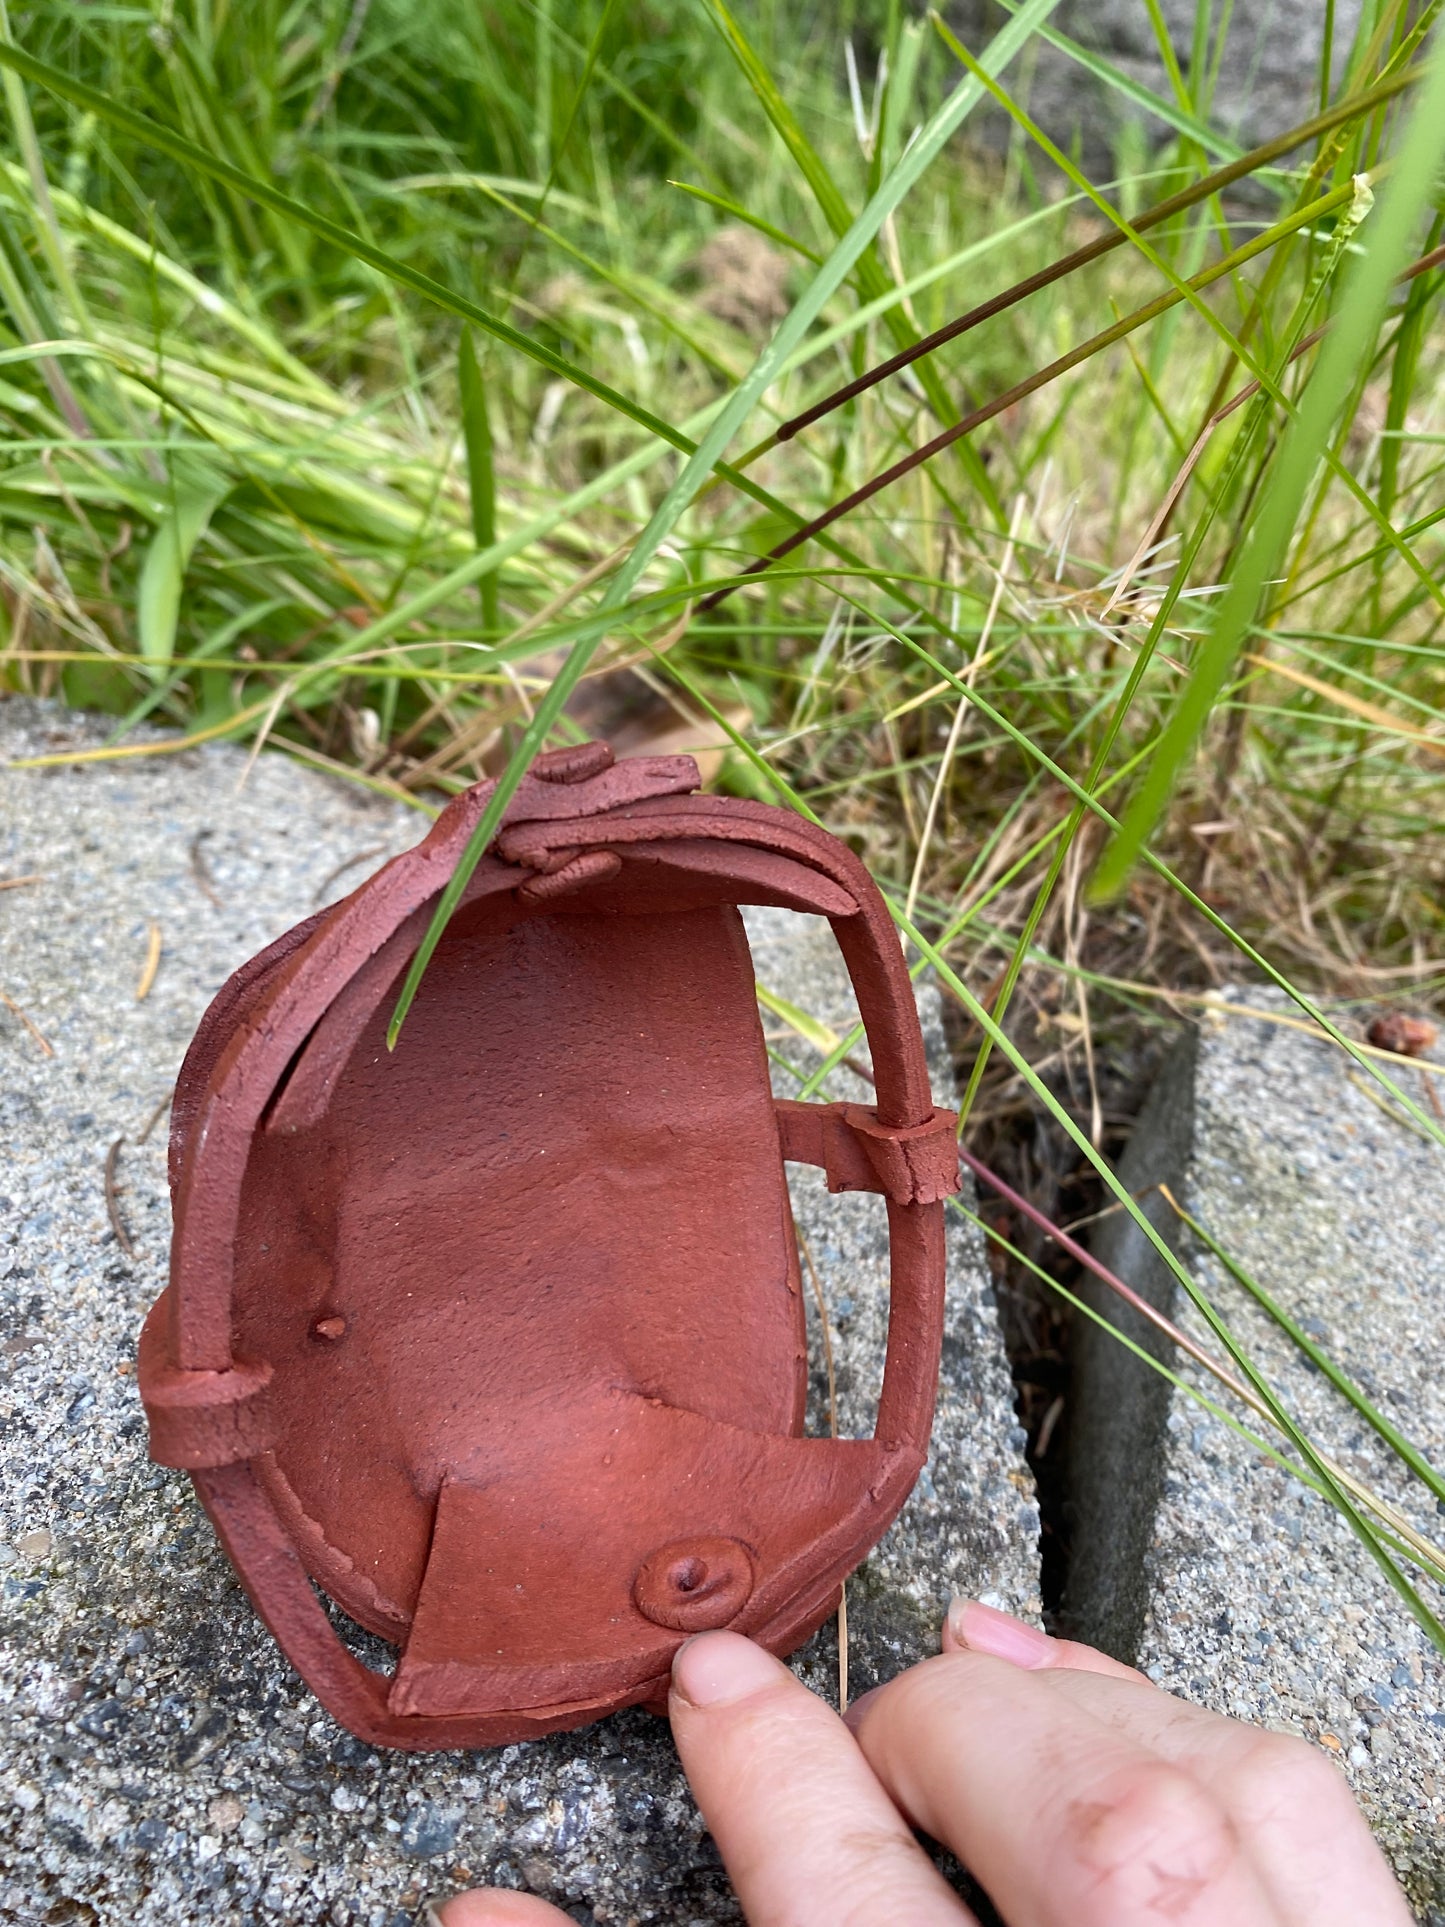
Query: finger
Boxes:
[
  {"xmin": 851, "ymin": 1649, "xmax": 1280, "ymax": 1927},
  {"xmin": 943, "ymin": 1597, "xmax": 1147, "ymax": 1681},
  {"xmin": 1011, "ymin": 1668, "xmax": 1413, "ymax": 1927},
  {"xmin": 940, "ymin": 1601, "xmax": 1250, "ymax": 1774},
  {"xmin": 669, "ymin": 1631, "xmax": 973, "ymax": 1927},
  {"xmin": 941, "ymin": 1603, "xmax": 1411, "ymax": 1925},
  {"xmin": 431, "ymin": 1894, "xmax": 571, "ymax": 1925}
]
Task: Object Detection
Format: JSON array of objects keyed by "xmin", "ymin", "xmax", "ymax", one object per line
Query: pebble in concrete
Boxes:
[
  {"xmin": 0, "ymin": 696, "xmax": 1038, "ymax": 1926},
  {"xmin": 1068, "ymin": 990, "xmax": 1445, "ymax": 1923}
]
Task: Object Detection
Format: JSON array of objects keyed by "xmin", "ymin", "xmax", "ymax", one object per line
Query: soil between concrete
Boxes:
[{"xmin": 0, "ymin": 697, "xmax": 1038, "ymax": 1926}]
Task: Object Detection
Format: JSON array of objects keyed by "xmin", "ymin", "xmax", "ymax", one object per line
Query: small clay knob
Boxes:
[
  {"xmin": 516, "ymin": 850, "xmax": 622, "ymax": 904},
  {"xmin": 531, "ymin": 741, "xmax": 614, "ymax": 784},
  {"xmin": 633, "ymin": 1536, "xmax": 755, "ymax": 1632}
]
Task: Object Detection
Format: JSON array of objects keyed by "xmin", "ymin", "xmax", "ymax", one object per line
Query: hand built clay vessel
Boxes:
[{"xmin": 139, "ymin": 744, "xmax": 958, "ymax": 1750}]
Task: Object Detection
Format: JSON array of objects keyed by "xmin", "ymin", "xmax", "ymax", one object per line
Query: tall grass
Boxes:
[{"xmin": 1, "ymin": 0, "xmax": 1444, "ymax": 1641}]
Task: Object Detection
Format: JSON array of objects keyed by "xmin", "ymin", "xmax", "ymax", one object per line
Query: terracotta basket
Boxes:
[{"xmin": 139, "ymin": 744, "xmax": 957, "ymax": 1750}]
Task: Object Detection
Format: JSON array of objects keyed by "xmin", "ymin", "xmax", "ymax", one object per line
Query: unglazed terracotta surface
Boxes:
[{"xmin": 138, "ymin": 743, "xmax": 959, "ymax": 1750}]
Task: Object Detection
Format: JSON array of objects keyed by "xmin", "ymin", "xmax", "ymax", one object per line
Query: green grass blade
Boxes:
[
  {"xmin": 1094, "ymin": 42, "xmax": 1445, "ymax": 898},
  {"xmin": 702, "ymin": 0, "xmax": 856, "ymax": 239},
  {"xmin": 992, "ymin": 0, "xmax": 1244, "ymax": 159},
  {"xmin": 1172, "ymin": 1196, "xmax": 1445, "ymax": 1506},
  {"xmin": 667, "ymin": 179, "xmax": 823, "ymax": 262},
  {"xmin": 0, "ymin": 38, "xmax": 716, "ymax": 460},
  {"xmin": 960, "ymin": 1199, "xmax": 1445, "ymax": 1595},
  {"xmin": 136, "ymin": 460, "xmax": 231, "ymax": 673},
  {"xmin": 107, "ymin": 596, "xmax": 290, "ymax": 739},
  {"xmin": 383, "ymin": 0, "xmax": 1066, "ymax": 1049},
  {"xmin": 706, "ymin": 0, "xmax": 1004, "ymax": 521},
  {"xmin": 457, "ymin": 327, "xmax": 499, "ymax": 637}
]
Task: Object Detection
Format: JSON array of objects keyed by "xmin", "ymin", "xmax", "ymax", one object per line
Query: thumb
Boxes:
[{"xmin": 429, "ymin": 1892, "xmax": 574, "ymax": 1925}]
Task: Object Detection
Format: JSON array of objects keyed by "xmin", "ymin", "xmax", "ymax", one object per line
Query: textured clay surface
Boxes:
[{"xmin": 146, "ymin": 745, "xmax": 957, "ymax": 1746}]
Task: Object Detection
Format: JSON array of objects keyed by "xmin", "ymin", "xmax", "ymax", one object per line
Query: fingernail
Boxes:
[
  {"xmin": 671, "ymin": 1631, "xmax": 786, "ymax": 1708},
  {"xmin": 841, "ymin": 1684, "xmax": 882, "ymax": 1733},
  {"xmin": 947, "ymin": 1598, "xmax": 1055, "ymax": 1668}
]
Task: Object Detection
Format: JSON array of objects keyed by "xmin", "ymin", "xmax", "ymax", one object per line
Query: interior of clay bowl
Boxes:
[{"xmin": 233, "ymin": 879, "xmax": 811, "ymax": 1647}]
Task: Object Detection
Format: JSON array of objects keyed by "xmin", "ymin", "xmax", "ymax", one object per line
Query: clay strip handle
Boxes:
[
  {"xmin": 773, "ymin": 1100, "xmax": 960, "ymax": 1206},
  {"xmin": 139, "ymin": 1289, "xmax": 273, "ymax": 1468}
]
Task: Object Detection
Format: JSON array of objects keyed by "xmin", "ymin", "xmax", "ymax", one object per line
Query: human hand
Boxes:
[{"xmin": 433, "ymin": 1599, "xmax": 1411, "ymax": 1926}]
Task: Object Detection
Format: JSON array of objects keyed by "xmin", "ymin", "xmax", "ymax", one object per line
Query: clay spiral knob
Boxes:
[{"xmin": 633, "ymin": 1536, "xmax": 755, "ymax": 1632}]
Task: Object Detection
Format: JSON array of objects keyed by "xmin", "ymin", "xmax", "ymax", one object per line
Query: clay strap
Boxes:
[
  {"xmin": 139, "ymin": 1291, "xmax": 272, "ymax": 1468},
  {"xmin": 774, "ymin": 1100, "xmax": 960, "ymax": 1206}
]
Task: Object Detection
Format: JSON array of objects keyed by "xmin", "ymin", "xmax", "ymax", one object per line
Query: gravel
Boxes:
[{"xmin": 0, "ymin": 695, "xmax": 1038, "ymax": 1925}]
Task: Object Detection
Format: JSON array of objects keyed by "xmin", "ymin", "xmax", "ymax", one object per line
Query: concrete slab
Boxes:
[
  {"xmin": 0, "ymin": 696, "xmax": 1037, "ymax": 1926},
  {"xmin": 1067, "ymin": 990, "xmax": 1445, "ymax": 1922}
]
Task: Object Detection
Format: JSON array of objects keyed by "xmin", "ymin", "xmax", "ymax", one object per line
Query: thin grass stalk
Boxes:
[
  {"xmin": 957, "ymin": 1199, "xmax": 1445, "ymax": 1594},
  {"xmin": 828, "ymin": 596, "xmax": 1445, "ymax": 1151},
  {"xmin": 1095, "ymin": 40, "xmax": 1445, "ymax": 895},
  {"xmin": 769, "ymin": 65, "xmax": 1419, "ymax": 446},
  {"xmin": 457, "ymin": 329, "xmax": 500, "ymax": 638},
  {"xmin": 699, "ymin": 178, "xmax": 1360, "ymax": 611},
  {"xmin": 751, "ymin": 786, "xmax": 1445, "ymax": 1606},
  {"xmin": 382, "ymin": 0, "xmax": 1067, "ymax": 1048},
  {"xmin": 954, "ymin": 1157, "xmax": 1445, "ymax": 1586},
  {"xmin": 1160, "ymin": 1186, "xmax": 1445, "ymax": 1506}
]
